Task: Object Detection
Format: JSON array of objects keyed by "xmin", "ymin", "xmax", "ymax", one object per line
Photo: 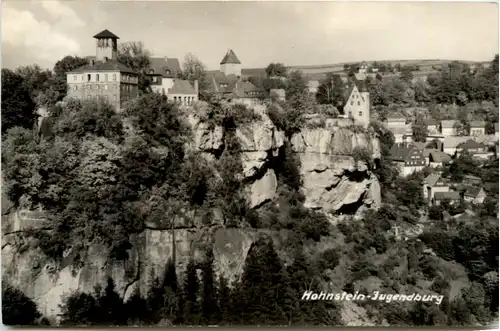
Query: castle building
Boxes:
[
  {"xmin": 206, "ymin": 49, "xmax": 265, "ymax": 106},
  {"xmin": 343, "ymin": 83, "xmax": 370, "ymax": 128},
  {"xmin": 148, "ymin": 57, "xmax": 199, "ymax": 105},
  {"xmin": 66, "ymin": 29, "xmax": 139, "ymax": 112}
]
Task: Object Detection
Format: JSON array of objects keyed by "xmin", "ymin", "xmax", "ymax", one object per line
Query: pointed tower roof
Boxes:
[
  {"xmin": 93, "ymin": 29, "xmax": 119, "ymax": 39},
  {"xmin": 220, "ymin": 49, "xmax": 241, "ymax": 65}
]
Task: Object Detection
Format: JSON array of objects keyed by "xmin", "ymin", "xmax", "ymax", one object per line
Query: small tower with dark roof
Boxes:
[
  {"xmin": 220, "ymin": 49, "xmax": 241, "ymax": 77},
  {"xmin": 94, "ymin": 29, "xmax": 119, "ymax": 62}
]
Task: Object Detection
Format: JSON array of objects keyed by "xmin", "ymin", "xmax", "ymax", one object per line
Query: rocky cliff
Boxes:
[{"xmin": 2, "ymin": 104, "xmax": 381, "ymax": 323}]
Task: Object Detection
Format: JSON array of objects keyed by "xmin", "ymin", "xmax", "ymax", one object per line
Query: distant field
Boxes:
[{"xmin": 241, "ymin": 59, "xmax": 490, "ymax": 80}]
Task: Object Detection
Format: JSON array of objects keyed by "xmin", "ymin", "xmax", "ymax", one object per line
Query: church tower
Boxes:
[
  {"xmin": 220, "ymin": 49, "xmax": 241, "ymax": 77},
  {"xmin": 94, "ymin": 29, "xmax": 119, "ymax": 62}
]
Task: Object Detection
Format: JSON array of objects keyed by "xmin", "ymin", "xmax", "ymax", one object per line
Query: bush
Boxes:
[{"xmin": 2, "ymin": 284, "xmax": 42, "ymax": 326}]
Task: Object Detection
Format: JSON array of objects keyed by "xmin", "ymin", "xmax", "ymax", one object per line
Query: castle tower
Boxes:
[
  {"xmin": 220, "ymin": 49, "xmax": 241, "ymax": 77},
  {"xmin": 94, "ymin": 29, "xmax": 119, "ymax": 62}
]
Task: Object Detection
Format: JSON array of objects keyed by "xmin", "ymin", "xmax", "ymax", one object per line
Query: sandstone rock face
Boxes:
[
  {"xmin": 291, "ymin": 126, "xmax": 381, "ymax": 212},
  {"xmin": 1, "ymin": 225, "xmax": 268, "ymax": 321},
  {"xmin": 248, "ymin": 168, "xmax": 278, "ymax": 208}
]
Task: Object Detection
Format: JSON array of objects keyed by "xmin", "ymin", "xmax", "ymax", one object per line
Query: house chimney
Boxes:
[{"xmin": 194, "ymin": 80, "xmax": 199, "ymax": 94}]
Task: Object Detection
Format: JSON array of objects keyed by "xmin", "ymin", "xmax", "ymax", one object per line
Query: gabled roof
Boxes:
[
  {"xmin": 457, "ymin": 139, "xmax": 487, "ymax": 150},
  {"xmin": 232, "ymin": 81, "xmax": 265, "ymax": 98},
  {"xmin": 388, "ymin": 126, "xmax": 412, "ymax": 135},
  {"xmin": 429, "ymin": 150, "xmax": 452, "ymax": 163},
  {"xmin": 424, "ymin": 173, "xmax": 442, "ymax": 187},
  {"xmin": 93, "ymin": 29, "xmax": 119, "ymax": 39},
  {"xmin": 68, "ymin": 59, "xmax": 136, "ymax": 74},
  {"xmin": 470, "ymin": 120, "xmax": 486, "ymax": 128},
  {"xmin": 148, "ymin": 57, "xmax": 181, "ymax": 78},
  {"xmin": 434, "ymin": 191, "xmax": 460, "ymax": 200},
  {"xmin": 220, "ymin": 49, "xmax": 241, "ymax": 65},
  {"xmin": 412, "ymin": 142, "xmax": 427, "ymax": 150},
  {"xmin": 390, "ymin": 143, "xmax": 422, "ymax": 162},
  {"xmin": 441, "ymin": 120, "xmax": 457, "ymax": 128},
  {"xmin": 464, "ymin": 186, "xmax": 484, "ymax": 198},
  {"xmin": 168, "ymin": 79, "xmax": 197, "ymax": 95},
  {"xmin": 425, "ymin": 119, "xmax": 439, "ymax": 126},
  {"xmin": 443, "ymin": 136, "xmax": 470, "ymax": 149},
  {"xmin": 386, "ymin": 114, "xmax": 406, "ymax": 121}
]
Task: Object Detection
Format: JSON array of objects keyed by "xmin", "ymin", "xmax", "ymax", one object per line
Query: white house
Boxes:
[
  {"xmin": 463, "ymin": 187, "xmax": 487, "ymax": 204},
  {"xmin": 470, "ymin": 121, "xmax": 486, "ymax": 136},
  {"xmin": 441, "ymin": 120, "xmax": 457, "ymax": 137},
  {"xmin": 422, "ymin": 173, "xmax": 450, "ymax": 206},
  {"xmin": 343, "ymin": 84, "xmax": 370, "ymax": 129}
]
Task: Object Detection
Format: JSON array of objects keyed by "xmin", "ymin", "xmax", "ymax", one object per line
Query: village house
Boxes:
[
  {"xmin": 428, "ymin": 150, "xmax": 452, "ymax": 168},
  {"xmin": 463, "ymin": 186, "xmax": 487, "ymax": 204},
  {"xmin": 442, "ymin": 136, "xmax": 471, "ymax": 155},
  {"xmin": 66, "ymin": 29, "xmax": 139, "ymax": 112},
  {"xmin": 385, "ymin": 114, "xmax": 412, "ymax": 143},
  {"xmin": 469, "ymin": 120, "xmax": 486, "ymax": 136},
  {"xmin": 270, "ymin": 88, "xmax": 286, "ymax": 101},
  {"xmin": 422, "ymin": 173, "xmax": 450, "ymax": 206},
  {"xmin": 456, "ymin": 139, "xmax": 490, "ymax": 159},
  {"xmin": 343, "ymin": 83, "xmax": 370, "ymax": 128},
  {"xmin": 206, "ymin": 49, "xmax": 265, "ymax": 105},
  {"xmin": 433, "ymin": 191, "xmax": 461, "ymax": 206},
  {"xmin": 389, "ymin": 142, "xmax": 426, "ymax": 177},
  {"xmin": 425, "ymin": 118, "xmax": 440, "ymax": 133},
  {"xmin": 307, "ymin": 80, "xmax": 320, "ymax": 94},
  {"xmin": 440, "ymin": 120, "xmax": 458, "ymax": 137}
]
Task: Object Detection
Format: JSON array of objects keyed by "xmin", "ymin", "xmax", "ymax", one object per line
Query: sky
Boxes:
[{"xmin": 2, "ymin": 0, "xmax": 499, "ymax": 71}]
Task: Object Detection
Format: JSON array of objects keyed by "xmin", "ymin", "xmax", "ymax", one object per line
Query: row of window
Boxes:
[
  {"xmin": 86, "ymin": 95, "xmax": 118, "ymax": 102},
  {"xmin": 350, "ymin": 100, "xmax": 362, "ymax": 106},
  {"xmin": 72, "ymin": 73, "xmax": 138, "ymax": 84},
  {"xmin": 171, "ymin": 96, "xmax": 196, "ymax": 105},
  {"xmin": 72, "ymin": 84, "xmax": 135, "ymax": 92},
  {"xmin": 348, "ymin": 111, "xmax": 364, "ymax": 117}
]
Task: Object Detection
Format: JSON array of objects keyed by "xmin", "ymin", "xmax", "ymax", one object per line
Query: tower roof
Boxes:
[
  {"xmin": 220, "ymin": 49, "xmax": 241, "ymax": 65},
  {"xmin": 93, "ymin": 29, "xmax": 119, "ymax": 39}
]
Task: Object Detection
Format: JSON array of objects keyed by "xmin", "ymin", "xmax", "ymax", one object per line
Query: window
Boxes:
[
  {"xmin": 113, "ymin": 95, "xmax": 117, "ymax": 101},
  {"xmin": 87, "ymin": 74, "xmax": 91, "ymax": 81},
  {"xmin": 350, "ymin": 101, "xmax": 353, "ymax": 106},
  {"xmin": 357, "ymin": 101, "xmax": 360, "ymax": 106},
  {"xmin": 73, "ymin": 75, "xmax": 77, "ymax": 81},
  {"xmin": 359, "ymin": 111, "xmax": 362, "ymax": 117},
  {"xmin": 96, "ymin": 74, "xmax": 99, "ymax": 82},
  {"xmin": 96, "ymin": 85, "xmax": 99, "ymax": 90},
  {"xmin": 104, "ymin": 85, "xmax": 109, "ymax": 90},
  {"xmin": 105, "ymin": 74, "xmax": 108, "ymax": 81},
  {"xmin": 113, "ymin": 74, "xmax": 117, "ymax": 81}
]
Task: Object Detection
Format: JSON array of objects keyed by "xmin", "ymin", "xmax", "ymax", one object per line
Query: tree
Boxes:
[
  {"xmin": 52, "ymin": 55, "xmax": 89, "ymax": 99},
  {"xmin": 239, "ymin": 238, "xmax": 287, "ymax": 325},
  {"xmin": 202, "ymin": 249, "xmax": 218, "ymax": 325},
  {"xmin": 412, "ymin": 114, "xmax": 429, "ymax": 143},
  {"xmin": 59, "ymin": 291, "xmax": 99, "ymax": 325},
  {"xmin": 400, "ymin": 66, "xmax": 414, "ymax": 83},
  {"xmin": 1, "ymin": 69, "xmax": 37, "ymax": 132},
  {"xmin": 117, "ymin": 41, "xmax": 152, "ymax": 93},
  {"xmin": 2, "ymin": 284, "xmax": 42, "ymax": 326},
  {"xmin": 286, "ymin": 70, "xmax": 313, "ymax": 112},
  {"xmin": 181, "ymin": 53, "xmax": 210, "ymax": 92},
  {"xmin": 265, "ymin": 63, "xmax": 287, "ymax": 77},
  {"xmin": 183, "ymin": 259, "xmax": 201, "ymax": 324},
  {"xmin": 316, "ymin": 73, "xmax": 345, "ymax": 107}
]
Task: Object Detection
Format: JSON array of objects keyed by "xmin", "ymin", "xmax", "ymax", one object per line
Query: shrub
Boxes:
[{"xmin": 2, "ymin": 284, "xmax": 42, "ymax": 326}]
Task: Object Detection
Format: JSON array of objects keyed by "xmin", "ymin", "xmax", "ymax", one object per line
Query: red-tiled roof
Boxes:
[
  {"xmin": 220, "ymin": 49, "xmax": 241, "ymax": 65},
  {"xmin": 148, "ymin": 57, "xmax": 181, "ymax": 78},
  {"xmin": 168, "ymin": 80, "xmax": 197, "ymax": 95},
  {"xmin": 93, "ymin": 29, "xmax": 119, "ymax": 39},
  {"xmin": 464, "ymin": 186, "xmax": 484, "ymax": 198},
  {"xmin": 424, "ymin": 173, "xmax": 442, "ymax": 187},
  {"xmin": 457, "ymin": 139, "xmax": 487, "ymax": 150},
  {"xmin": 429, "ymin": 151, "xmax": 452, "ymax": 163},
  {"xmin": 470, "ymin": 120, "xmax": 486, "ymax": 128},
  {"xmin": 68, "ymin": 59, "xmax": 136, "ymax": 74},
  {"xmin": 232, "ymin": 81, "xmax": 265, "ymax": 98},
  {"xmin": 434, "ymin": 191, "xmax": 460, "ymax": 200},
  {"xmin": 441, "ymin": 120, "xmax": 457, "ymax": 128}
]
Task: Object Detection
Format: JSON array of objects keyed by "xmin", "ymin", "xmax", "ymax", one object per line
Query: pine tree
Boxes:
[
  {"xmin": 240, "ymin": 238, "xmax": 286, "ymax": 325},
  {"xmin": 97, "ymin": 277, "xmax": 126, "ymax": 325},
  {"xmin": 218, "ymin": 275, "xmax": 232, "ymax": 325},
  {"xmin": 183, "ymin": 259, "xmax": 201, "ymax": 325},
  {"xmin": 202, "ymin": 249, "xmax": 219, "ymax": 325}
]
